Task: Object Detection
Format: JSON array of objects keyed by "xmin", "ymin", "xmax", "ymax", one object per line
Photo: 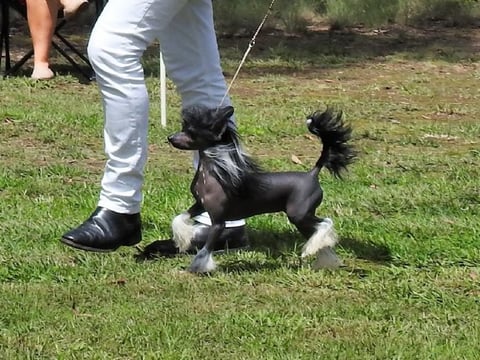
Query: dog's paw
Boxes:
[
  {"xmin": 172, "ymin": 212, "xmax": 194, "ymax": 252},
  {"xmin": 188, "ymin": 248, "xmax": 217, "ymax": 273},
  {"xmin": 301, "ymin": 218, "xmax": 337, "ymax": 258},
  {"xmin": 312, "ymin": 247, "xmax": 343, "ymax": 270}
]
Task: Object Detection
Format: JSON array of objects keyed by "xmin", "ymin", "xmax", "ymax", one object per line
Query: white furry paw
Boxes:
[
  {"xmin": 172, "ymin": 212, "xmax": 194, "ymax": 252},
  {"xmin": 301, "ymin": 218, "xmax": 337, "ymax": 258},
  {"xmin": 188, "ymin": 248, "xmax": 217, "ymax": 273},
  {"xmin": 312, "ymin": 247, "xmax": 343, "ymax": 270}
]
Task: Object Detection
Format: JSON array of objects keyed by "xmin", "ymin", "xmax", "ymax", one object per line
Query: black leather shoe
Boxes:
[
  {"xmin": 137, "ymin": 224, "xmax": 249, "ymax": 259},
  {"xmin": 61, "ymin": 207, "xmax": 141, "ymax": 252}
]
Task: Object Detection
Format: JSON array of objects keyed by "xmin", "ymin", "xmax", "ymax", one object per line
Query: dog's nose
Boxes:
[{"xmin": 167, "ymin": 135, "xmax": 174, "ymax": 143}]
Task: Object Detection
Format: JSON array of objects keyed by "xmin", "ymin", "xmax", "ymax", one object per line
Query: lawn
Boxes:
[{"xmin": 1, "ymin": 24, "xmax": 479, "ymax": 359}]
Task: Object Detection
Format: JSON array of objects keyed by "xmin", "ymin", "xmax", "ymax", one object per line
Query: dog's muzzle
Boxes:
[{"xmin": 167, "ymin": 132, "xmax": 191, "ymax": 150}]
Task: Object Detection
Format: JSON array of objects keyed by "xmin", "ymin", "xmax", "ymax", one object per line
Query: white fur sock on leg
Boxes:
[
  {"xmin": 189, "ymin": 248, "xmax": 217, "ymax": 273},
  {"xmin": 312, "ymin": 246, "xmax": 343, "ymax": 269},
  {"xmin": 301, "ymin": 218, "xmax": 342, "ymax": 270},
  {"xmin": 301, "ymin": 218, "xmax": 337, "ymax": 257},
  {"xmin": 171, "ymin": 212, "xmax": 195, "ymax": 252}
]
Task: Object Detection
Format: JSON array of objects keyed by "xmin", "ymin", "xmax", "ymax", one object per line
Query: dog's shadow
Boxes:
[
  {"xmin": 218, "ymin": 229, "xmax": 392, "ymax": 273},
  {"xmin": 245, "ymin": 229, "xmax": 392, "ymax": 262},
  {"xmin": 136, "ymin": 228, "xmax": 392, "ymax": 274}
]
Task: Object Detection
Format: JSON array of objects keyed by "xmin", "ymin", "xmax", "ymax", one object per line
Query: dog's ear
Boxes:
[
  {"xmin": 212, "ymin": 106, "xmax": 234, "ymax": 139},
  {"xmin": 216, "ymin": 106, "xmax": 234, "ymax": 120}
]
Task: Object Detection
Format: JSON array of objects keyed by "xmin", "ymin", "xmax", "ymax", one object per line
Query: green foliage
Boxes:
[
  {"xmin": 213, "ymin": 0, "xmax": 268, "ymax": 33},
  {"xmin": 326, "ymin": 0, "xmax": 400, "ymax": 27},
  {"xmin": 324, "ymin": 0, "xmax": 480, "ymax": 27},
  {"xmin": 398, "ymin": 0, "xmax": 480, "ymax": 26},
  {"xmin": 213, "ymin": 0, "xmax": 480, "ymax": 30}
]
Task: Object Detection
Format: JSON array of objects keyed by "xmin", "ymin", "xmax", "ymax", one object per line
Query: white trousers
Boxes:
[{"xmin": 87, "ymin": 0, "xmax": 234, "ymax": 216}]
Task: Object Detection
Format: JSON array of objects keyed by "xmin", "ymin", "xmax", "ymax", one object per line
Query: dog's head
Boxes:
[{"xmin": 168, "ymin": 105, "xmax": 234, "ymax": 150}]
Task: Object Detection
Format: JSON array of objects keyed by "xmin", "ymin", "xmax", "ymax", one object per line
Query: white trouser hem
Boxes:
[
  {"xmin": 97, "ymin": 199, "xmax": 141, "ymax": 215},
  {"xmin": 194, "ymin": 212, "xmax": 246, "ymax": 228}
]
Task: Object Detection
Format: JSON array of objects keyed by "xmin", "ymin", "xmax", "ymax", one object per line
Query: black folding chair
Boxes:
[{"xmin": 0, "ymin": 0, "xmax": 105, "ymax": 81}]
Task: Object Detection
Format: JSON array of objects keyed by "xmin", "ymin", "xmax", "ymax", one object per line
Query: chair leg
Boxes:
[
  {"xmin": 0, "ymin": 29, "xmax": 4, "ymax": 73},
  {"xmin": 51, "ymin": 41, "xmax": 94, "ymax": 81},
  {"xmin": 4, "ymin": 42, "xmax": 93, "ymax": 81},
  {"xmin": 51, "ymin": 19, "xmax": 94, "ymax": 81},
  {"xmin": 3, "ymin": 49, "xmax": 34, "ymax": 78},
  {"xmin": 54, "ymin": 31, "xmax": 91, "ymax": 67},
  {"xmin": 3, "ymin": 5, "xmax": 98, "ymax": 80},
  {"xmin": 1, "ymin": 1, "xmax": 11, "ymax": 74}
]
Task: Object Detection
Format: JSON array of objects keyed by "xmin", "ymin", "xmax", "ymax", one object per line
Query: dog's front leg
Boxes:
[
  {"xmin": 171, "ymin": 202, "xmax": 204, "ymax": 252},
  {"xmin": 187, "ymin": 202, "xmax": 205, "ymax": 218},
  {"xmin": 188, "ymin": 222, "xmax": 224, "ymax": 273}
]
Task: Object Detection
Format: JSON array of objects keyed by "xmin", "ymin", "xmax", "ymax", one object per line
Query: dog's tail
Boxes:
[{"xmin": 306, "ymin": 108, "xmax": 356, "ymax": 178}]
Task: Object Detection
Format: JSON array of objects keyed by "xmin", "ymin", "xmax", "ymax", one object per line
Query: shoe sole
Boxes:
[{"xmin": 60, "ymin": 237, "xmax": 141, "ymax": 253}]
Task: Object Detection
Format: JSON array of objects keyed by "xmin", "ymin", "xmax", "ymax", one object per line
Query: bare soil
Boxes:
[{"xmin": 3, "ymin": 12, "xmax": 480, "ymax": 78}]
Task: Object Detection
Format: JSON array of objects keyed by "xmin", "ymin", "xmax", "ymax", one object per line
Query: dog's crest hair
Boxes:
[
  {"xmin": 182, "ymin": 105, "xmax": 264, "ymax": 197},
  {"xmin": 204, "ymin": 126, "xmax": 265, "ymax": 197},
  {"xmin": 181, "ymin": 106, "xmax": 229, "ymax": 143}
]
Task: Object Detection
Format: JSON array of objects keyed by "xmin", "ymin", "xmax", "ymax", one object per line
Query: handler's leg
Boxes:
[
  {"xmin": 61, "ymin": 0, "xmax": 189, "ymax": 252},
  {"xmin": 159, "ymin": 0, "xmax": 248, "ymax": 254}
]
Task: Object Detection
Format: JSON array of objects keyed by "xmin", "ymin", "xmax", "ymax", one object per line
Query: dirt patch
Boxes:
[
  {"xmin": 217, "ymin": 22, "xmax": 480, "ymax": 77},
  {"xmin": 4, "ymin": 14, "xmax": 480, "ymax": 78}
]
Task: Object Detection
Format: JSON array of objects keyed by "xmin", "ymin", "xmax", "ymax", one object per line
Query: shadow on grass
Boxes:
[
  {"xmin": 135, "ymin": 228, "xmax": 392, "ymax": 273},
  {"xmin": 247, "ymin": 229, "xmax": 392, "ymax": 263},
  {"xmin": 142, "ymin": 23, "xmax": 480, "ymax": 77},
  {"xmin": 339, "ymin": 237, "xmax": 392, "ymax": 263},
  {"xmin": 5, "ymin": 18, "xmax": 480, "ymax": 81},
  {"xmin": 4, "ymin": 63, "xmax": 94, "ymax": 84}
]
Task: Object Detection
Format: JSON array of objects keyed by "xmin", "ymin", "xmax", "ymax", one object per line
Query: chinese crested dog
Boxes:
[{"xmin": 168, "ymin": 105, "xmax": 355, "ymax": 273}]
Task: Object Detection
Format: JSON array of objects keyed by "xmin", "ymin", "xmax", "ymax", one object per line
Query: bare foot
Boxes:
[
  {"xmin": 31, "ymin": 67, "xmax": 55, "ymax": 80},
  {"xmin": 60, "ymin": 0, "xmax": 89, "ymax": 19}
]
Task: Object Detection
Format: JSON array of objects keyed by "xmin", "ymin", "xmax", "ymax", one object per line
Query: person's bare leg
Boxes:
[
  {"xmin": 59, "ymin": 0, "xmax": 89, "ymax": 19},
  {"xmin": 26, "ymin": 0, "xmax": 59, "ymax": 79}
]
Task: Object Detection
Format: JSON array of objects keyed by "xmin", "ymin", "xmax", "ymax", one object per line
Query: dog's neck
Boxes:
[
  {"xmin": 199, "ymin": 142, "xmax": 246, "ymax": 190},
  {"xmin": 196, "ymin": 129, "xmax": 261, "ymax": 196}
]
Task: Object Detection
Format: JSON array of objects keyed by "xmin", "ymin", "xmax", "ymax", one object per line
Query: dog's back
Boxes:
[{"xmin": 205, "ymin": 170, "xmax": 322, "ymax": 221}]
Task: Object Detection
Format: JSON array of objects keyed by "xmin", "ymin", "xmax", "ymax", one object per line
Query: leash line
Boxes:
[{"xmin": 218, "ymin": 0, "xmax": 276, "ymax": 108}]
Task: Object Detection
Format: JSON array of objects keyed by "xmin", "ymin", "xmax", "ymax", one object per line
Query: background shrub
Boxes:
[{"xmin": 212, "ymin": 0, "xmax": 480, "ymax": 31}]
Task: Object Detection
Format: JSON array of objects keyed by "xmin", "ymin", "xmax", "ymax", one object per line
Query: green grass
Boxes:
[{"xmin": 1, "ymin": 26, "xmax": 480, "ymax": 359}]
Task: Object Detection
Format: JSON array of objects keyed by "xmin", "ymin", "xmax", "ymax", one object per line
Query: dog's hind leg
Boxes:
[
  {"xmin": 299, "ymin": 217, "xmax": 337, "ymax": 257},
  {"xmin": 289, "ymin": 214, "xmax": 342, "ymax": 269},
  {"xmin": 188, "ymin": 222, "xmax": 224, "ymax": 273},
  {"xmin": 312, "ymin": 245, "xmax": 343, "ymax": 270},
  {"xmin": 305, "ymin": 218, "xmax": 342, "ymax": 269}
]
